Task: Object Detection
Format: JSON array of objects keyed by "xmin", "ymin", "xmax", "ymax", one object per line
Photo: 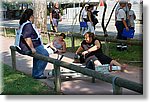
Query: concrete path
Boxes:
[{"xmin": 0, "ymin": 36, "xmax": 142, "ymax": 95}]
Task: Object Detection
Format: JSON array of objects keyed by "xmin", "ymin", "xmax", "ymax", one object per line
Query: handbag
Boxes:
[
  {"xmin": 80, "ymin": 22, "xmax": 88, "ymax": 27},
  {"xmin": 122, "ymin": 28, "xmax": 135, "ymax": 38}
]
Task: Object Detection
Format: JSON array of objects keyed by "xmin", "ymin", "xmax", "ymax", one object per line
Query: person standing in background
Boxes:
[
  {"xmin": 80, "ymin": 4, "xmax": 89, "ymax": 35},
  {"xmin": 50, "ymin": 2, "xmax": 62, "ymax": 33},
  {"xmin": 85, "ymin": 4, "xmax": 95, "ymax": 35},
  {"xmin": 115, "ymin": 1, "xmax": 129, "ymax": 51},
  {"xmin": 128, "ymin": 3, "xmax": 136, "ymax": 30}
]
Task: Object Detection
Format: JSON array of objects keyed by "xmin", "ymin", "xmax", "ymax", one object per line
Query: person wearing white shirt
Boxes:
[
  {"xmin": 80, "ymin": 4, "xmax": 89, "ymax": 35},
  {"xmin": 115, "ymin": 1, "xmax": 129, "ymax": 51},
  {"xmin": 81, "ymin": 5, "xmax": 88, "ymax": 22},
  {"xmin": 128, "ymin": 3, "xmax": 136, "ymax": 29}
]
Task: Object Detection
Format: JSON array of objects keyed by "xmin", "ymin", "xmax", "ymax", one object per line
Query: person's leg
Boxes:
[
  {"xmin": 32, "ymin": 57, "xmax": 38, "ymax": 77},
  {"xmin": 84, "ymin": 22, "xmax": 91, "ymax": 34},
  {"xmin": 91, "ymin": 24, "xmax": 95, "ymax": 34},
  {"xmin": 85, "ymin": 55, "xmax": 102, "ymax": 69},
  {"xmin": 50, "ymin": 21, "xmax": 54, "ymax": 31},
  {"xmin": 94, "ymin": 60, "xmax": 102, "ymax": 67},
  {"xmin": 110, "ymin": 60, "xmax": 121, "ymax": 66},
  {"xmin": 52, "ymin": 18, "xmax": 58, "ymax": 32},
  {"xmin": 32, "ymin": 45, "xmax": 49, "ymax": 78},
  {"xmin": 116, "ymin": 22, "xmax": 122, "ymax": 40},
  {"xmin": 110, "ymin": 60, "xmax": 127, "ymax": 71},
  {"xmin": 116, "ymin": 21, "xmax": 126, "ymax": 51},
  {"xmin": 54, "ymin": 26, "xmax": 58, "ymax": 33},
  {"xmin": 87, "ymin": 22, "xmax": 95, "ymax": 34}
]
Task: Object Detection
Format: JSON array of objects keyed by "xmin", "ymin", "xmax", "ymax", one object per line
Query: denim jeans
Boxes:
[
  {"xmin": 84, "ymin": 22, "xmax": 95, "ymax": 34},
  {"xmin": 116, "ymin": 21, "xmax": 127, "ymax": 40},
  {"xmin": 32, "ymin": 45, "xmax": 49, "ymax": 78}
]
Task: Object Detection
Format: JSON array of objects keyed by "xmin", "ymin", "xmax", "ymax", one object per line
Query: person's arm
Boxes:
[
  {"xmin": 50, "ymin": 9, "xmax": 53, "ymax": 22},
  {"xmin": 122, "ymin": 18, "xmax": 129, "ymax": 31},
  {"xmin": 88, "ymin": 40, "xmax": 100, "ymax": 52},
  {"xmin": 50, "ymin": 13, "xmax": 53, "ymax": 22},
  {"xmin": 133, "ymin": 12, "xmax": 136, "ymax": 20},
  {"xmin": 76, "ymin": 46, "xmax": 84, "ymax": 54},
  {"xmin": 87, "ymin": 11, "xmax": 93, "ymax": 25},
  {"xmin": 82, "ymin": 40, "xmax": 100, "ymax": 55},
  {"xmin": 59, "ymin": 12, "xmax": 62, "ymax": 21},
  {"xmin": 119, "ymin": 9, "xmax": 129, "ymax": 31},
  {"xmin": 24, "ymin": 38, "xmax": 36, "ymax": 54},
  {"xmin": 49, "ymin": 40, "xmax": 57, "ymax": 52}
]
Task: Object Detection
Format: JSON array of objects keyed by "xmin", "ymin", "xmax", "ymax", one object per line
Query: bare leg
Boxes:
[
  {"xmin": 94, "ymin": 60, "xmax": 102, "ymax": 67},
  {"xmin": 54, "ymin": 26, "xmax": 58, "ymax": 32},
  {"xmin": 110, "ymin": 60, "xmax": 122, "ymax": 66},
  {"xmin": 110, "ymin": 60, "xmax": 127, "ymax": 71}
]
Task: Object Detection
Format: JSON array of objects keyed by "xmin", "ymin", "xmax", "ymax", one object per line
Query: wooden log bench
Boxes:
[{"xmin": 10, "ymin": 45, "xmax": 143, "ymax": 94}]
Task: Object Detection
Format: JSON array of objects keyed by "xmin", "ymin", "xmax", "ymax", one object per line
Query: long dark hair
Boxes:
[{"xmin": 19, "ymin": 9, "xmax": 33, "ymax": 25}]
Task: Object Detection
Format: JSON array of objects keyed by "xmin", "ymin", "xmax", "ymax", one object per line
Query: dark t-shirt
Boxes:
[
  {"xmin": 81, "ymin": 38, "xmax": 103, "ymax": 55},
  {"xmin": 19, "ymin": 23, "xmax": 41, "ymax": 51},
  {"xmin": 50, "ymin": 7, "xmax": 60, "ymax": 19},
  {"xmin": 81, "ymin": 38, "xmax": 112, "ymax": 64},
  {"xmin": 87, "ymin": 11, "xmax": 95, "ymax": 22}
]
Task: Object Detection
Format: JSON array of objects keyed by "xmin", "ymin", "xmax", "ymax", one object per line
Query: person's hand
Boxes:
[
  {"xmin": 53, "ymin": 48, "xmax": 58, "ymax": 52},
  {"xmin": 59, "ymin": 18, "xmax": 62, "ymax": 22},
  {"xmin": 82, "ymin": 51, "xmax": 88, "ymax": 56},
  {"xmin": 126, "ymin": 27, "xmax": 129, "ymax": 31},
  {"xmin": 91, "ymin": 22, "xmax": 93, "ymax": 26},
  {"xmin": 31, "ymin": 48, "xmax": 36, "ymax": 54}
]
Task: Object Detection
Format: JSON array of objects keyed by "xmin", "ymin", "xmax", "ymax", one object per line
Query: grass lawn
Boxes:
[{"xmin": 1, "ymin": 63, "xmax": 57, "ymax": 95}]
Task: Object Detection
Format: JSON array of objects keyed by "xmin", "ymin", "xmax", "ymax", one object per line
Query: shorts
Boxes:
[
  {"xmin": 52, "ymin": 18, "xmax": 59, "ymax": 27},
  {"xmin": 97, "ymin": 54, "xmax": 112, "ymax": 64},
  {"xmin": 85, "ymin": 54, "xmax": 112, "ymax": 65}
]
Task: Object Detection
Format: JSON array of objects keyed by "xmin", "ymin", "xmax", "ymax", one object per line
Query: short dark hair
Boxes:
[
  {"xmin": 59, "ymin": 33, "xmax": 66, "ymax": 39},
  {"xmin": 84, "ymin": 32, "xmax": 95, "ymax": 39},
  {"xmin": 87, "ymin": 4, "xmax": 94, "ymax": 10},
  {"xmin": 119, "ymin": 1, "xmax": 127, "ymax": 5}
]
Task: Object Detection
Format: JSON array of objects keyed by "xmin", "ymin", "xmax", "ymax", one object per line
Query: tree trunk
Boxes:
[{"xmin": 32, "ymin": 0, "xmax": 47, "ymax": 32}]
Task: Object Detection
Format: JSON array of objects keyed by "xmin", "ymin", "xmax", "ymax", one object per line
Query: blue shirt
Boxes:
[{"xmin": 19, "ymin": 23, "xmax": 41, "ymax": 51}]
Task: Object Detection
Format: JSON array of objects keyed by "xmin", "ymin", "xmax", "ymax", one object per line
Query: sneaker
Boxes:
[
  {"xmin": 33, "ymin": 75, "xmax": 47, "ymax": 79},
  {"xmin": 122, "ymin": 45, "xmax": 128, "ymax": 51},
  {"xmin": 48, "ymin": 69, "xmax": 55, "ymax": 77},
  {"xmin": 116, "ymin": 44, "xmax": 122, "ymax": 51}
]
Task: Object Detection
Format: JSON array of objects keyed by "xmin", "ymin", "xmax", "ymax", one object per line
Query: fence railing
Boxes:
[
  {"xmin": 10, "ymin": 46, "xmax": 143, "ymax": 94},
  {"xmin": 1, "ymin": 26, "xmax": 143, "ymax": 46},
  {"xmin": 2, "ymin": 26, "xmax": 143, "ymax": 62}
]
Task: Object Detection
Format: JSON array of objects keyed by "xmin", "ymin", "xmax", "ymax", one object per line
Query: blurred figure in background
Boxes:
[
  {"xmin": 50, "ymin": 2, "xmax": 62, "ymax": 32},
  {"xmin": 128, "ymin": 3, "xmax": 136, "ymax": 30},
  {"xmin": 115, "ymin": 1, "xmax": 129, "ymax": 51}
]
